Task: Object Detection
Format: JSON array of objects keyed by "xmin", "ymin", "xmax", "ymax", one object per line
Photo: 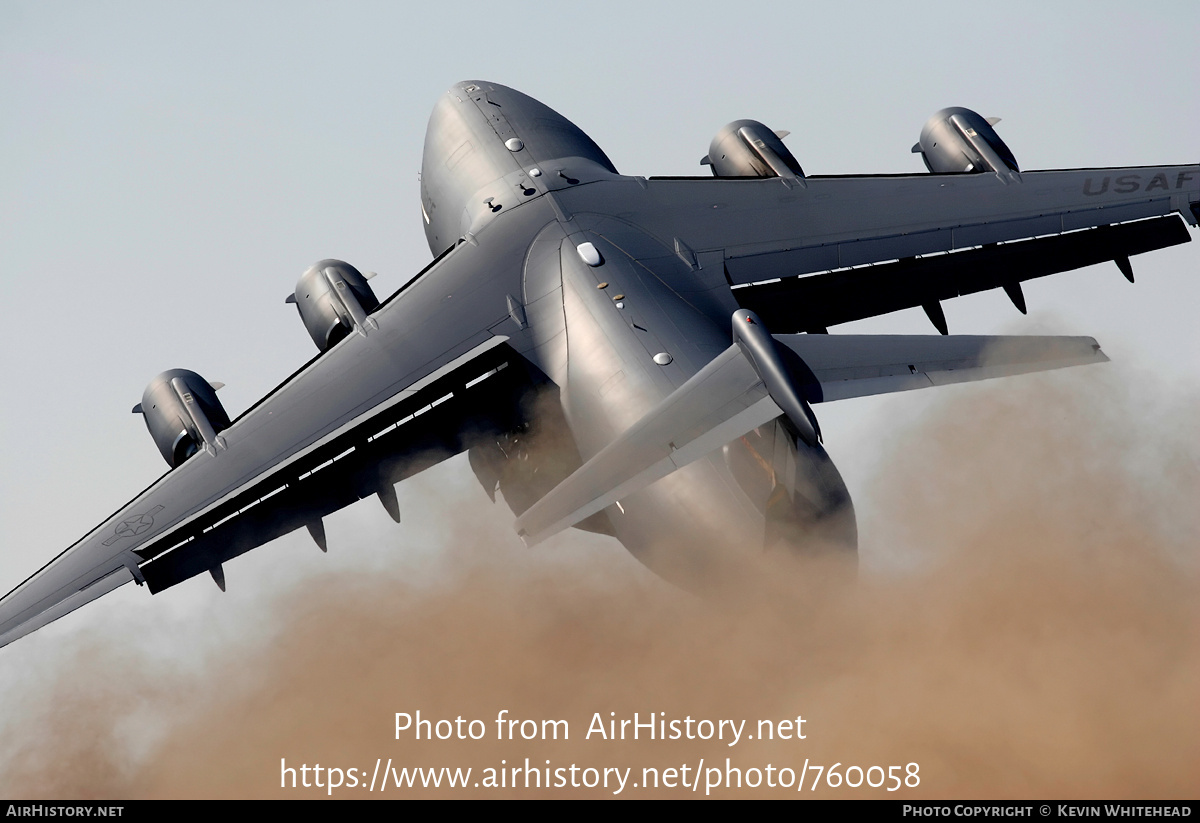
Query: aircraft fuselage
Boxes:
[{"xmin": 420, "ymin": 82, "xmax": 856, "ymax": 585}]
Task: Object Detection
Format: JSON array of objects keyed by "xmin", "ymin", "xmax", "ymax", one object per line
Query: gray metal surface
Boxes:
[
  {"xmin": 288, "ymin": 260, "xmax": 381, "ymax": 352},
  {"xmin": 0, "ymin": 80, "xmax": 1195, "ymax": 648},
  {"xmin": 514, "ymin": 327, "xmax": 1106, "ymax": 546},
  {"xmin": 704, "ymin": 120, "xmax": 804, "ymax": 180},
  {"xmin": 914, "ymin": 107, "xmax": 1020, "ymax": 177}
]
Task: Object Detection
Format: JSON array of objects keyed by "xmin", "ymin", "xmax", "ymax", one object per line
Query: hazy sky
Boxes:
[{"xmin": 1, "ymin": 1, "xmax": 1197, "ymax": 798}]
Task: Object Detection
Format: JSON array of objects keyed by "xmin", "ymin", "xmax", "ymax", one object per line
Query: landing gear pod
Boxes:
[
  {"xmin": 133, "ymin": 369, "xmax": 231, "ymax": 467},
  {"xmin": 702, "ymin": 120, "xmax": 805, "ymax": 182},
  {"xmin": 913, "ymin": 107, "xmax": 1020, "ymax": 181},
  {"xmin": 286, "ymin": 259, "xmax": 380, "ymax": 352}
]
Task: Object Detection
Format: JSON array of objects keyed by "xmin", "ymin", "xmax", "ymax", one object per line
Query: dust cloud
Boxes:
[{"xmin": 1, "ymin": 363, "xmax": 1197, "ymax": 798}]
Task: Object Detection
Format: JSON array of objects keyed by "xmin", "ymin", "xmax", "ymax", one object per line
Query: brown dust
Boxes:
[{"xmin": 1, "ymin": 364, "xmax": 1196, "ymax": 798}]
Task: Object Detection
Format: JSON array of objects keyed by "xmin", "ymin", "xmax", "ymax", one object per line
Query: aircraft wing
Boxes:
[
  {"xmin": 563, "ymin": 164, "xmax": 1198, "ymax": 332},
  {"xmin": 515, "ymin": 330, "xmax": 1107, "ymax": 546},
  {"xmin": 0, "ymin": 233, "xmax": 542, "ymax": 650}
]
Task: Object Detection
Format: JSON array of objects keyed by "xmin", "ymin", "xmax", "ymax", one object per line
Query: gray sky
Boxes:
[{"xmin": 1, "ymin": 0, "xmax": 1197, "ymax": 795}]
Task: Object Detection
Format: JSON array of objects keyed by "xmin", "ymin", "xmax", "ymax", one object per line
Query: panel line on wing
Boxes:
[
  {"xmin": 129, "ymin": 341, "xmax": 547, "ymax": 593},
  {"xmin": 734, "ymin": 215, "xmax": 1192, "ymax": 332},
  {"xmin": 125, "ymin": 336, "xmax": 512, "ymax": 553}
]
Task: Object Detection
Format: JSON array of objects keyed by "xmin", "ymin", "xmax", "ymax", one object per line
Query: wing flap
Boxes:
[
  {"xmin": 702, "ymin": 166, "xmax": 1199, "ymax": 284},
  {"xmin": 138, "ymin": 344, "xmax": 542, "ymax": 593},
  {"xmin": 735, "ymin": 215, "xmax": 1191, "ymax": 331},
  {"xmin": 0, "ymin": 339, "xmax": 541, "ymax": 646},
  {"xmin": 590, "ymin": 165, "xmax": 1197, "ymax": 329},
  {"xmin": 722, "ymin": 196, "xmax": 1174, "ymax": 280}
]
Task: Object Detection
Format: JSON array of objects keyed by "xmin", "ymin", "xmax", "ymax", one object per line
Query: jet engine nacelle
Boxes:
[
  {"xmin": 133, "ymin": 369, "xmax": 231, "ymax": 467},
  {"xmin": 703, "ymin": 120, "xmax": 804, "ymax": 180},
  {"xmin": 286, "ymin": 259, "xmax": 380, "ymax": 352},
  {"xmin": 913, "ymin": 107, "xmax": 1019, "ymax": 176}
]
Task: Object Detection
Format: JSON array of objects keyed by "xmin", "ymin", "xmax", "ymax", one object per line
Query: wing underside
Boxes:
[
  {"xmin": 135, "ymin": 343, "xmax": 540, "ymax": 594},
  {"xmin": 0, "ymin": 340, "xmax": 543, "ymax": 647},
  {"xmin": 735, "ymin": 214, "xmax": 1192, "ymax": 332},
  {"xmin": 571, "ymin": 164, "xmax": 1198, "ymax": 330}
]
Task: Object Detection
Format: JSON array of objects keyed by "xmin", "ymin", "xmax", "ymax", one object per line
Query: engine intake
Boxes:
[
  {"xmin": 913, "ymin": 107, "xmax": 1019, "ymax": 180},
  {"xmin": 703, "ymin": 120, "xmax": 804, "ymax": 181},
  {"xmin": 287, "ymin": 259, "xmax": 380, "ymax": 351},
  {"xmin": 133, "ymin": 369, "xmax": 231, "ymax": 467}
]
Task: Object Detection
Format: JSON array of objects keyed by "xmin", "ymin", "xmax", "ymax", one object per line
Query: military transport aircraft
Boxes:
[{"xmin": 1, "ymin": 81, "xmax": 1196, "ymax": 648}]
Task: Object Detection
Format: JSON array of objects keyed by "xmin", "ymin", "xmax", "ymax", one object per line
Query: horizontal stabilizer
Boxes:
[
  {"xmin": 514, "ymin": 332, "xmax": 1106, "ymax": 546},
  {"xmin": 778, "ymin": 333, "xmax": 1108, "ymax": 403}
]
